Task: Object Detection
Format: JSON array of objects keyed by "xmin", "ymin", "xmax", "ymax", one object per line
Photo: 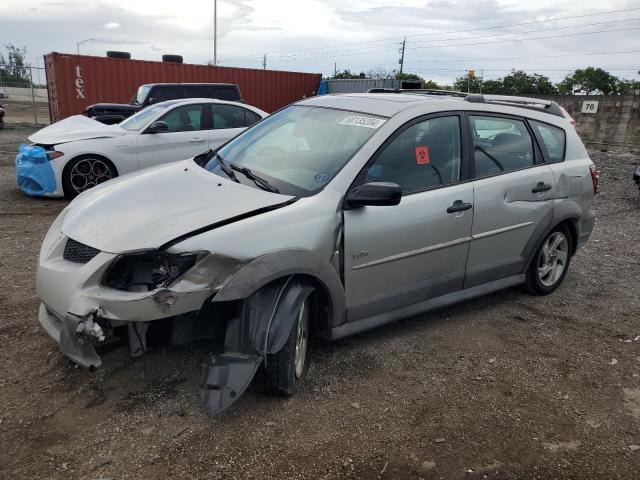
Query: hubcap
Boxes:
[
  {"xmin": 70, "ymin": 159, "xmax": 113, "ymax": 193},
  {"xmin": 537, "ymin": 231, "xmax": 569, "ymax": 287},
  {"xmin": 294, "ymin": 299, "xmax": 309, "ymax": 379}
]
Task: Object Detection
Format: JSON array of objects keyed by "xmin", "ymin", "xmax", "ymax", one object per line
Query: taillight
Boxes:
[{"xmin": 589, "ymin": 164, "xmax": 599, "ymax": 194}]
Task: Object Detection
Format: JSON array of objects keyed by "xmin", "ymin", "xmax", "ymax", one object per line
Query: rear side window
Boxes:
[
  {"xmin": 185, "ymin": 85, "xmax": 240, "ymax": 101},
  {"xmin": 531, "ymin": 121, "xmax": 566, "ymax": 163},
  {"xmin": 213, "ymin": 104, "xmax": 246, "ymax": 129},
  {"xmin": 470, "ymin": 116, "xmax": 535, "ymax": 178},
  {"xmin": 245, "ymin": 109, "xmax": 261, "ymax": 126},
  {"xmin": 148, "ymin": 86, "xmax": 183, "ymax": 104}
]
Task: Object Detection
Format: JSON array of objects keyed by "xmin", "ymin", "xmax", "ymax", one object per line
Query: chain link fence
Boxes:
[{"xmin": 0, "ymin": 65, "xmax": 50, "ymax": 126}]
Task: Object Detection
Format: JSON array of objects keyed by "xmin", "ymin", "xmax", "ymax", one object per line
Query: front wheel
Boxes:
[
  {"xmin": 62, "ymin": 155, "xmax": 117, "ymax": 198},
  {"xmin": 525, "ymin": 225, "xmax": 572, "ymax": 295},
  {"xmin": 263, "ymin": 293, "xmax": 311, "ymax": 397}
]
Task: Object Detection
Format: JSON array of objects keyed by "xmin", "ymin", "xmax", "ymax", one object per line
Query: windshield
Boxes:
[
  {"xmin": 135, "ymin": 85, "xmax": 152, "ymax": 104},
  {"xmin": 118, "ymin": 104, "xmax": 172, "ymax": 131},
  {"xmin": 203, "ymin": 105, "xmax": 385, "ymax": 196}
]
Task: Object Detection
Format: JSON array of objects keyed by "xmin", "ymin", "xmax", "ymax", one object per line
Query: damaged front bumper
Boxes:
[
  {"xmin": 36, "ymin": 231, "xmax": 243, "ymax": 369},
  {"xmin": 38, "ymin": 304, "xmax": 104, "ymax": 369}
]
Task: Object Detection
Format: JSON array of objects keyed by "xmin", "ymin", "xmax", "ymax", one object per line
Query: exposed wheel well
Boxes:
[
  {"xmin": 557, "ymin": 218, "xmax": 578, "ymax": 255},
  {"xmin": 293, "ymin": 274, "xmax": 332, "ymax": 334}
]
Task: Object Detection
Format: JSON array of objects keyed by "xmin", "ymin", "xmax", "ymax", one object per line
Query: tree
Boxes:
[
  {"xmin": 395, "ymin": 72, "xmax": 423, "ymax": 82},
  {"xmin": 423, "ymin": 79, "xmax": 445, "ymax": 89},
  {"xmin": 616, "ymin": 78, "xmax": 640, "ymax": 94},
  {"xmin": 328, "ymin": 69, "xmax": 363, "ymax": 80},
  {"xmin": 453, "ymin": 72, "xmax": 482, "ymax": 93},
  {"xmin": 0, "ymin": 44, "xmax": 30, "ymax": 87},
  {"xmin": 557, "ymin": 67, "xmax": 619, "ymax": 95},
  {"xmin": 480, "ymin": 79, "xmax": 503, "ymax": 94},
  {"xmin": 500, "ymin": 71, "xmax": 557, "ymax": 95}
]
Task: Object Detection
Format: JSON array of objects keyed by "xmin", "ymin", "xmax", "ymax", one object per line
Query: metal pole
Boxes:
[
  {"xmin": 399, "ymin": 37, "xmax": 406, "ymax": 75},
  {"xmin": 213, "ymin": 0, "xmax": 217, "ymax": 66},
  {"xmin": 263, "ymin": 53, "xmax": 266, "ymax": 70},
  {"xmin": 29, "ymin": 67, "xmax": 38, "ymax": 124},
  {"xmin": 76, "ymin": 42, "xmax": 80, "ymax": 55}
]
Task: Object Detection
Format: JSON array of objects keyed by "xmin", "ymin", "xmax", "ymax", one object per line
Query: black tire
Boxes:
[
  {"xmin": 62, "ymin": 155, "xmax": 117, "ymax": 198},
  {"xmin": 263, "ymin": 292, "xmax": 312, "ymax": 397},
  {"xmin": 525, "ymin": 224, "xmax": 572, "ymax": 295},
  {"xmin": 106, "ymin": 51, "xmax": 131, "ymax": 60},
  {"xmin": 162, "ymin": 54, "xmax": 183, "ymax": 64}
]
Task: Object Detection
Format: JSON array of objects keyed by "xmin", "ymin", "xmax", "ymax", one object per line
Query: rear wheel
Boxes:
[
  {"xmin": 263, "ymin": 293, "xmax": 311, "ymax": 396},
  {"xmin": 525, "ymin": 225, "xmax": 572, "ymax": 295},
  {"xmin": 62, "ymin": 155, "xmax": 117, "ymax": 198}
]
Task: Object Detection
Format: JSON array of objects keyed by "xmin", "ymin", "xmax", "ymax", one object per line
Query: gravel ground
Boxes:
[{"xmin": 1, "ymin": 124, "xmax": 639, "ymax": 480}]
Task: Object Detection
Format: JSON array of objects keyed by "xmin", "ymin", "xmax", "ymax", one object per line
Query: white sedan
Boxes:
[{"xmin": 20, "ymin": 99, "xmax": 267, "ymax": 197}]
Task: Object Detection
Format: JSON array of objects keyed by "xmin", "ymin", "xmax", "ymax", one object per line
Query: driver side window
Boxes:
[
  {"xmin": 365, "ymin": 115, "xmax": 461, "ymax": 194},
  {"xmin": 159, "ymin": 105, "xmax": 203, "ymax": 132}
]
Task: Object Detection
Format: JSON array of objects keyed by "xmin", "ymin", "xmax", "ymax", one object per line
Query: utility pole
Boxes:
[
  {"xmin": 399, "ymin": 37, "xmax": 406, "ymax": 75},
  {"xmin": 213, "ymin": 0, "xmax": 217, "ymax": 65},
  {"xmin": 263, "ymin": 53, "xmax": 266, "ymax": 70},
  {"xmin": 334, "ymin": 62, "xmax": 337, "ymax": 76}
]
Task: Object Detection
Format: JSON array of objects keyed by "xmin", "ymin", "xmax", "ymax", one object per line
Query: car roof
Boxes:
[
  {"xmin": 298, "ymin": 93, "xmax": 448, "ymax": 118},
  {"xmin": 140, "ymin": 83, "xmax": 237, "ymax": 88},
  {"xmin": 298, "ymin": 92, "xmax": 568, "ymax": 126},
  {"xmin": 152, "ymin": 98, "xmax": 265, "ymax": 113}
]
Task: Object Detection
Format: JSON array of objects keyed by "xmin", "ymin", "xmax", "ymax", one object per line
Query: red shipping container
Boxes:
[{"xmin": 44, "ymin": 52, "xmax": 322, "ymax": 121}]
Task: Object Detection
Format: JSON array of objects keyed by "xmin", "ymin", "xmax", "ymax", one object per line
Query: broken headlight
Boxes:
[{"xmin": 102, "ymin": 251, "xmax": 202, "ymax": 292}]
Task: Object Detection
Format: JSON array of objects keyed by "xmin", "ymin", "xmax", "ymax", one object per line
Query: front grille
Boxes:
[{"xmin": 63, "ymin": 238, "xmax": 100, "ymax": 264}]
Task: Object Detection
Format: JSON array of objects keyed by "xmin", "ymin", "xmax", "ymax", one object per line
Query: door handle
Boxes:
[
  {"xmin": 189, "ymin": 137, "xmax": 205, "ymax": 143},
  {"xmin": 532, "ymin": 182, "xmax": 552, "ymax": 193},
  {"xmin": 447, "ymin": 200, "xmax": 473, "ymax": 214}
]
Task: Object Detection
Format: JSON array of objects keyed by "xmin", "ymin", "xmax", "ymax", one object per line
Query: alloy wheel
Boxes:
[
  {"xmin": 537, "ymin": 231, "xmax": 569, "ymax": 287},
  {"xmin": 70, "ymin": 158, "xmax": 113, "ymax": 193},
  {"xmin": 294, "ymin": 299, "xmax": 309, "ymax": 379}
]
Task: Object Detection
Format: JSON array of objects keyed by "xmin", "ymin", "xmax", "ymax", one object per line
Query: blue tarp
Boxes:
[
  {"xmin": 15, "ymin": 144, "xmax": 57, "ymax": 196},
  {"xmin": 317, "ymin": 79, "xmax": 328, "ymax": 95}
]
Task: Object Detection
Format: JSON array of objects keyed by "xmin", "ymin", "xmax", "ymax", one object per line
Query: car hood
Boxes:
[
  {"xmin": 61, "ymin": 160, "xmax": 294, "ymax": 253},
  {"xmin": 29, "ymin": 115, "xmax": 126, "ymax": 145}
]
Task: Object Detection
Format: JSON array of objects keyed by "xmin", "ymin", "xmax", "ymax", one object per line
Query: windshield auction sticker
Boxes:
[{"xmin": 339, "ymin": 116, "xmax": 386, "ymax": 129}]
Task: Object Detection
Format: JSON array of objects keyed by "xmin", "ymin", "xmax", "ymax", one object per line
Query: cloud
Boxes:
[{"xmin": 0, "ymin": 0, "xmax": 637, "ymax": 83}]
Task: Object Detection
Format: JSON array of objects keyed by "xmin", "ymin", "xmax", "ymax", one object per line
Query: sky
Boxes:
[{"xmin": 1, "ymin": 0, "xmax": 639, "ymax": 85}]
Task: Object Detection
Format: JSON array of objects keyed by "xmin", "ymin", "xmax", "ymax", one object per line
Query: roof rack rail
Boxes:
[
  {"xmin": 367, "ymin": 88, "xmax": 467, "ymax": 98},
  {"xmin": 465, "ymin": 94, "xmax": 564, "ymax": 118}
]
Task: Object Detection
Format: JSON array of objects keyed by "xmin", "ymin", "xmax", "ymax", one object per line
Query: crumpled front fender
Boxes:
[{"xmin": 200, "ymin": 277, "xmax": 313, "ymax": 415}]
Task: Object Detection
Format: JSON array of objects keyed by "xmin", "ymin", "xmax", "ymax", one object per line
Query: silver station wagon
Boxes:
[{"xmin": 36, "ymin": 92, "xmax": 597, "ymax": 415}]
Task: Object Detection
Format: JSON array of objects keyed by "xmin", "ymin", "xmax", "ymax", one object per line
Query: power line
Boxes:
[
  {"xmin": 407, "ymin": 17, "xmax": 640, "ymax": 46},
  {"xmin": 254, "ymin": 27, "xmax": 640, "ymax": 65},
  {"xmin": 219, "ymin": 6, "xmax": 640, "ymax": 63},
  {"xmin": 403, "ymin": 50, "xmax": 640, "ymax": 65},
  {"xmin": 252, "ymin": 19, "xmax": 640, "ymax": 62},
  {"xmin": 408, "ymin": 27, "xmax": 640, "ymax": 51},
  {"xmin": 345, "ymin": 50, "xmax": 640, "ymax": 71}
]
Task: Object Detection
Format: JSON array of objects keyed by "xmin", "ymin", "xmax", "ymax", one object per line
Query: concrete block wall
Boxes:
[{"xmin": 536, "ymin": 95, "xmax": 639, "ymax": 152}]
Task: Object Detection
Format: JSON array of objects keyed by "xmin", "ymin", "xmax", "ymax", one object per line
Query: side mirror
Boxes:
[
  {"xmin": 147, "ymin": 121, "xmax": 169, "ymax": 134},
  {"xmin": 345, "ymin": 182, "xmax": 402, "ymax": 208},
  {"xmin": 147, "ymin": 97, "xmax": 157, "ymax": 105}
]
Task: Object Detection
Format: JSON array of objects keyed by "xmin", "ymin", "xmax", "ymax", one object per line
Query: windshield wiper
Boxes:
[
  {"xmin": 230, "ymin": 164, "xmax": 280, "ymax": 193},
  {"xmin": 214, "ymin": 153, "xmax": 239, "ymax": 183}
]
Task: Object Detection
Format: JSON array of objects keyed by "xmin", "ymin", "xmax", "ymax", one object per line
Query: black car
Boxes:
[{"xmin": 84, "ymin": 83, "xmax": 243, "ymax": 124}]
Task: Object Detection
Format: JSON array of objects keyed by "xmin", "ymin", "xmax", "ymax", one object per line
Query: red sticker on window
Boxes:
[{"xmin": 415, "ymin": 146, "xmax": 430, "ymax": 164}]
